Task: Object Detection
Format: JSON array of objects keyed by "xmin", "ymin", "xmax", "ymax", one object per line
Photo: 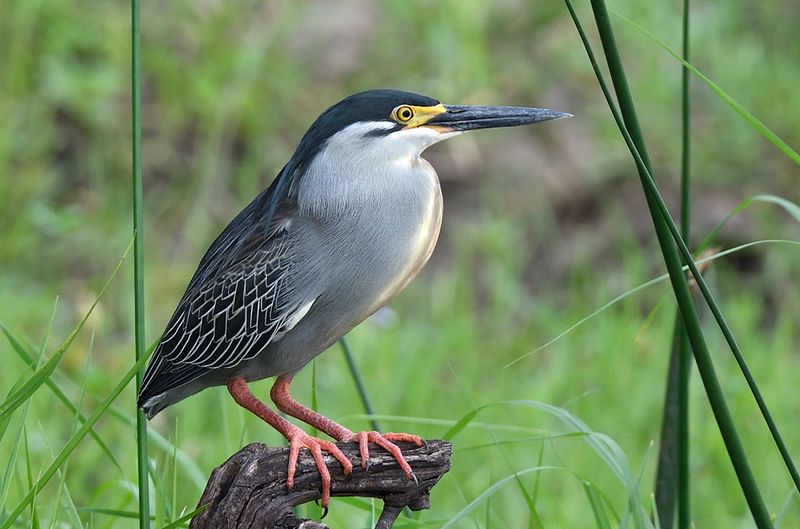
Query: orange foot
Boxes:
[
  {"xmin": 350, "ymin": 431, "xmax": 423, "ymax": 481},
  {"xmin": 285, "ymin": 425, "xmax": 353, "ymax": 507}
]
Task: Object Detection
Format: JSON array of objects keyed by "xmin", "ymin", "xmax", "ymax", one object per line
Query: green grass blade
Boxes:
[
  {"xmin": 751, "ymin": 195, "xmax": 800, "ymax": 223},
  {"xmin": 347, "ymin": 413, "xmax": 545, "ymax": 434},
  {"xmin": 675, "ymin": 2, "xmax": 693, "ymax": 525},
  {"xmin": 332, "ymin": 497, "xmax": 374, "ymax": 513},
  {"xmin": 0, "ymin": 301, "xmax": 56, "ymax": 443},
  {"xmin": 458, "ymin": 433, "xmax": 585, "ymax": 453},
  {"xmin": 679, "ymin": 0, "xmax": 691, "ymax": 243},
  {"xmin": 774, "ymin": 488, "xmax": 800, "ymax": 529},
  {"xmin": 47, "ymin": 333, "xmax": 94, "ymax": 529},
  {"xmin": 442, "ymin": 409, "xmax": 478, "ymax": 441},
  {"xmin": 650, "ymin": 493, "xmax": 662, "ymax": 529},
  {"xmin": 629, "ymin": 441, "xmax": 655, "ymax": 526},
  {"xmin": 446, "ymin": 367, "xmax": 543, "ymax": 526},
  {"xmin": 0, "ymin": 376, "xmax": 38, "ymax": 511},
  {"xmin": 530, "ymin": 439, "xmax": 546, "ymax": 529},
  {"xmin": 54, "ymin": 477, "xmax": 85, "ymax": 529},
  {"xmin": 654, "ymin": 319, "xmax": 685, "ymax": 529},
  {"xmin": 76, "ymin": 508, "xmax": 145, "ymax": 520},
  {"xmin": 144, "ymin": 424, "xmax": 206, "ymax": 493},
  {"xmin": 578, "ymin": 0, "xmax": 796, "ymax": 503},
  {"xmin": 506, "ymin": 272, "xmax": 667, "ymax": 367},
  {"xmin": 570, "ymin": 1, "xmax": 776, "ymax": 525},
  {"xmin": 0, "ymin": 240, "xmax": 131, "ymax": 426},
  {"xmin": 0, "ymin": 366, "xmax": 35, "ymax": 444},
  {"xmin": 613, "ymin": 11, "xmax": 800, "ymax": 165},
  {"xmin": 439, "ymin": 467, "xmax": 558, "ymax": 529},
  {"xmin": 161, "ymin": 505, "xmax": 207, "ymax": 529},
  {"xmin": 310, "ymin": 360, "xmax": 318, "ymax": 438},
  {"xmin": 513, "ymin": 190, "xmax": 800, "ymax": 369},
  {"xmin": 153, "ymin": 452, "xmax": 164, "ymax": 529},
  {"xmin": 642, "ymin": 193, "xmax": 800, "ymax": 498},
  {"xmin": 130, "ymin": 0, "xmax": 150, "ymax": 526},
  {"xmin": 0, "ymin": 343, "xmax": 66, "ymax": 425},
  {"xmin": 659, "ymin": 325, "xmax": 693, "ymax": 529},
  {"xmin": 23, "ymin": 428, "xmax": 41, "ymax": 529},
  {"xmin": 699, "ymin": 194, "xmax": 800, "ymax": 253},
  {"xmin": 660, "ymin": 8, "xmax": 696, "ymax": 508},
  {"xmin": 103, "ymin": 399, "xmax": 206, "ymax": 491},
  {"xmin": 74, "ymin": 505, "xmax": 203, "ymax": 528},
  {"xmin": 171, "ymin": 421, "xmax": 179, "ymax": 528},
  {"xmin": 509, "ymin": 234, "xmax": 799, "ymax": 367},
  {"xmin": 506, "ymin": 400, "xmax": 649, "ymax": 528},
  {"xmin": 74, "ymin": 337, "xmax": 206, "ymax": 491},
  {"xmin": 0, "ymin": 307, "xmax": 55, "ymax": 512},
  {"xmin": 3, "ymin": 326, "xmax": 124, "ymax": 474},
  {"xmin": 587, "ymin": 24, "xmax": 774, "ymax": 527},
  {"xmin": 676, "ymin": 326, "xmax": 691, "ymax": 529},
  {"xmin": 0, "ymin": 344, "xmax": 154, "ymax": 529},
  {"xmin": 583, "ymin": 481, "xmax": 612, "ymax": 529},
  {"xmin": 486, "ymin": 480, "xmax": 492, "ymax": 529},
  {"xmin": 339, "ymin": 336, "xmax": 381, "ymax": 432}
]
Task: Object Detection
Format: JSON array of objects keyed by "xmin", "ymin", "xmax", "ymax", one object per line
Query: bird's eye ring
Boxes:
[{"xmin": 394, "ymin": 105, "xmax": 415, "ymax": 123}]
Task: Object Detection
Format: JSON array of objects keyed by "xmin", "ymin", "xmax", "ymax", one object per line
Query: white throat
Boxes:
[{"xmin": 296, "ymin": 122, "xmax": 457, "ymax": 217}]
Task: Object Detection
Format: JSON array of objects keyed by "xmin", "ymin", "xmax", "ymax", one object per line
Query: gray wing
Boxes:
[{"xmin": 137, "ymin": 199, "xmax": 314, "ymax": 403}]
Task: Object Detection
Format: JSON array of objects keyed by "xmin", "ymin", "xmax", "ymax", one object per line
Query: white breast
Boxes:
[
  {"xmin": 294, "ymin": 121, "xmax": 447, "ymax": 318},
  {"xmin": 367, "ymin": 159, "xmax": 443, "ymax": 313}
]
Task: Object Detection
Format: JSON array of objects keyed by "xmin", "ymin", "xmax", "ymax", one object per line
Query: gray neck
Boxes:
[{"xmin": 294, "ymin": 122, "xmax": 439, "ymax": 223}]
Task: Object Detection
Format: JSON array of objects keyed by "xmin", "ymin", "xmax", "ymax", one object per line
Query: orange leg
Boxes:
[
  {"xmin": 270, "ymin": 375, "xmax": 423, "ymax": 480},
  {"xmin": 270, "ymin": 375, "xmax": 355, "ymax": 440},
  {"xmin": 226, "ymin": 377, "xmax": 352, "ymax": 507}
]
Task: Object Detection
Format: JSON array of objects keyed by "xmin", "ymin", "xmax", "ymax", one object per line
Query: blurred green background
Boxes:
[{"xmin": 1, "ymin": 0, "xmax": 798, "ymax": 527}]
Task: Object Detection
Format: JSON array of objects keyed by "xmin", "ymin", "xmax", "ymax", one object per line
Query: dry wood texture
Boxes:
[{"xmin": 189, "ymin": 440, "xmax": 452, "ymax": 529}]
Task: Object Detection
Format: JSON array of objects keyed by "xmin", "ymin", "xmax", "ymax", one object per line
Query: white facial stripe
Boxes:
[
  {"xmin": 337, "ymin": 121, "xmax": 396, "ymax": 137},
  {"xmin": 328, "ymin": 121, "xmax": 462, "ymax": 160},
  {"xmin": 390, "ymin": 127, "xmax": 464, "ymax": 145}
]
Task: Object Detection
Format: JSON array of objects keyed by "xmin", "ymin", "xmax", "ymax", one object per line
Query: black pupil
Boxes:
[{"xmin": 400, "ymin": 108, "xmax": 411, "ymax": 120}]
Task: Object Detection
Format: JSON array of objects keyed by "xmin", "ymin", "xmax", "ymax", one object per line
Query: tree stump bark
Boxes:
[{"xmin": 189, "ymin": 440, "xmax": 452, "ymax": 529}]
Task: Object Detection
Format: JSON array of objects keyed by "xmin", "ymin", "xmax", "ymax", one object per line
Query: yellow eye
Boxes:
[{"xmin": 394, "ymin": 105, "xmax": 415, "ymax": 123}]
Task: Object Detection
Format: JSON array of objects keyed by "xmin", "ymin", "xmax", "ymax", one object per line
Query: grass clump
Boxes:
[{"xmin": 1, "ymin": 1, "xmax": 799, "ymax": 528}]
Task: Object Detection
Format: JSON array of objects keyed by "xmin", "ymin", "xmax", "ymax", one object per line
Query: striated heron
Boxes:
[{"xmin": 137, "ymin": 89, "xmax": 570, "ymax": 506}]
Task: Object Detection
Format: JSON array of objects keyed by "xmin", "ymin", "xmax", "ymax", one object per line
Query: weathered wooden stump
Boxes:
[{"xmin": 189, "ymin": 440, "xmax": 452, "ymax": 529}]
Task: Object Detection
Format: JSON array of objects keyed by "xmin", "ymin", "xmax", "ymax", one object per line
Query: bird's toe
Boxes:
[
  {"xmin": 285, "ymin": 430, "xmax": 354, "ymax": 507},
  {"xmin": 350, "ymin": 431, "xmax": 419, "ymax": 481}
]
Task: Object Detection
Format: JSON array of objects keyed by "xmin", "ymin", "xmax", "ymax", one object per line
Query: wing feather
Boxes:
[{"xmin": 137, "ymin": 198, "xmax": 314, "ymax": 404}]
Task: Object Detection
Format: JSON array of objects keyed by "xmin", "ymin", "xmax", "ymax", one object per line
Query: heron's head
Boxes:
[{"xmin": 288, "ymin": 89, "xmax": 571, "ymax": 169}]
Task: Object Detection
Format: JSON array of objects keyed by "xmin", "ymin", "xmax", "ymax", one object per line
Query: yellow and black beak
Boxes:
[{"xmin": 425, "ymin": 104, "xmax": 571, "ymax": 132}]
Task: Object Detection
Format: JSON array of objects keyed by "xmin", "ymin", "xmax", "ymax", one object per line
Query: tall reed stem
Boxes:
[
  {"xmin": 566, "ymin": 1, "xmax": 774, "ymax": 525},
  {"xmin": 340, "ymin": 337, "xmax": 381, "ymax": 432},
  {"xmin": 131, "ymin": 0, "xmax": 151, "ymax": 526},
  {"xmin": 655, "ymin": 3, "xmax": 693, "ymax": 527},
  {"xmin": 676, "ymin": 3, "xmax": 692, "ymax": 528}
]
